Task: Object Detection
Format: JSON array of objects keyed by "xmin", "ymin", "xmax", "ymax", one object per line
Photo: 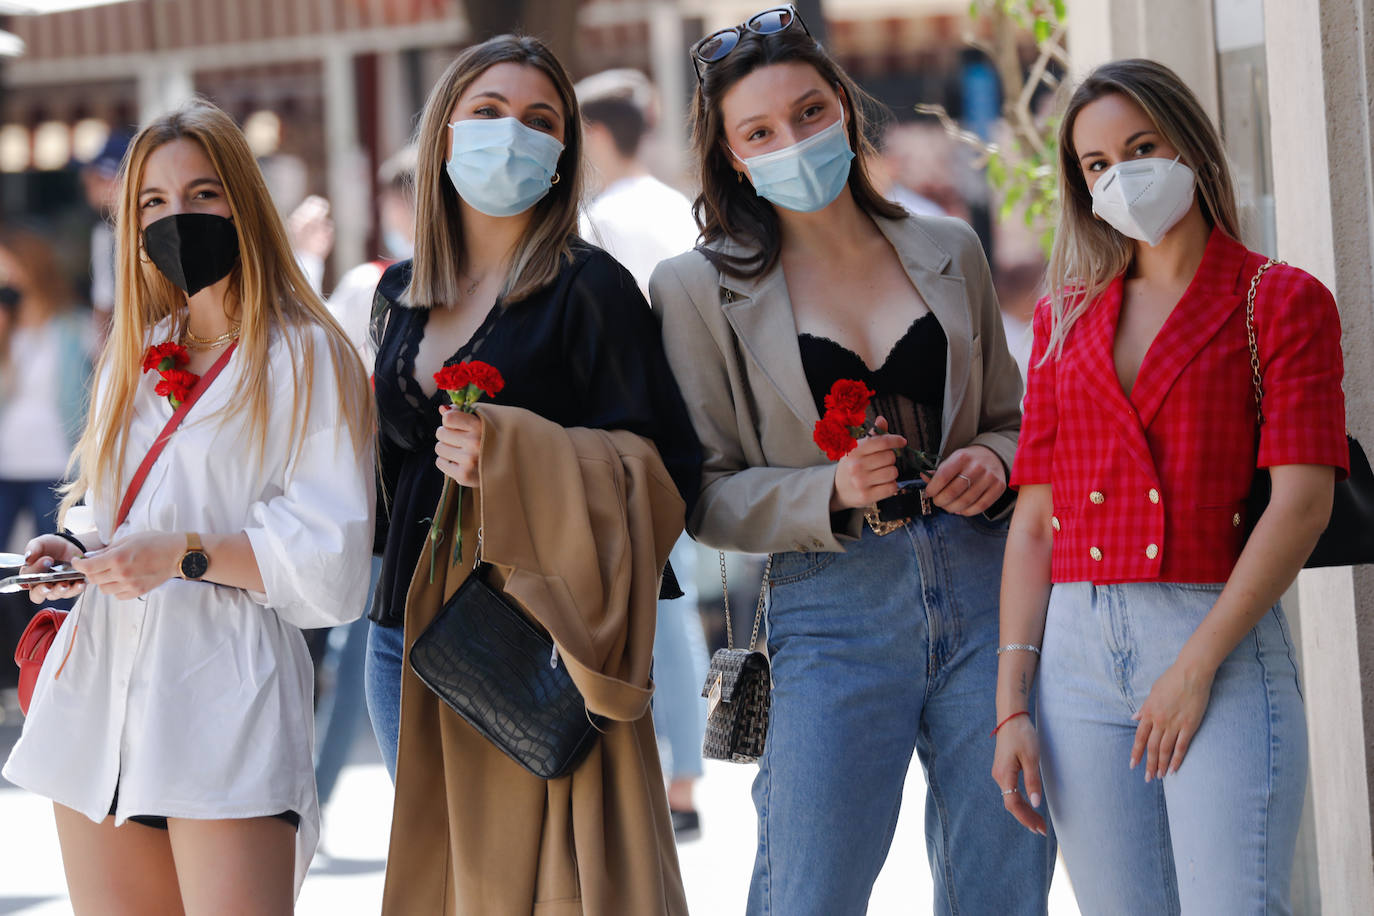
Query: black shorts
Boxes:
[{"xmin": 108, "ymin": 784, "xmax": 300, "ymax": 831}]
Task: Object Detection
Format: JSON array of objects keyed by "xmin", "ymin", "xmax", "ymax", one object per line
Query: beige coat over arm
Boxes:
[
  {"xmin": 648, "ymin": 212, "xmax": 1023, "ymax": 555},
  {"xmin": 382, "ymin": 404, "xmax": 688, "ymax": 916}
]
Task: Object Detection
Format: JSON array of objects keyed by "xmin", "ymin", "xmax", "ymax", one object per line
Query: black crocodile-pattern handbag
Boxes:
[
  {"xmin": 702, "ymin": 553, "xmax": 773, "ymax": 763},
  {"xmin": 409, "ymin": 563, "xmax": 605, "ymax": 780}
]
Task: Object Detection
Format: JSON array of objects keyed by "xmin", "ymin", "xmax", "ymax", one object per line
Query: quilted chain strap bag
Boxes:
[{"xmin": 701, "ymin": 552, "xmax": 773, "ymax": 763}]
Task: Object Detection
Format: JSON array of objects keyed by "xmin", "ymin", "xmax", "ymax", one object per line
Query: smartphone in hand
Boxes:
[{"xmin": 0, "ymin": 565, "xmax": 86, "ymax": 593}]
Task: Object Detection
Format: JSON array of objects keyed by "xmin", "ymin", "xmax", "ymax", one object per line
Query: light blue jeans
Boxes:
[
  {"xmin": 365, "ymin": 619, "xmax": 405, "ymax": 782},
  {"xmin": 1038, "ymin": 582, "xmax": 1307, "ymax": 915},
  {"xmin": 749, "ymin": 513, "xmax": 1055, "ymax": 916},
  {"xmin": 652, "ymin": 536, "xmax": 708, "ymax": 781}
]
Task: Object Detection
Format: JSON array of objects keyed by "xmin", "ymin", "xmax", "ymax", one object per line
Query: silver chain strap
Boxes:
[
  {"xmin": 719, "ymin": 550, "xmax": 773, "ymax": 652},
  {"xmin": 1245, "ymin": 259, "xmax": 1284, "ymax": 427}
]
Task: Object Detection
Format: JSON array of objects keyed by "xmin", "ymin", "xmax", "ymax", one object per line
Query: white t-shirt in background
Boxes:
[{"xmin": 580, "ymin": 174, "xmax": 699, "ymax": 295}]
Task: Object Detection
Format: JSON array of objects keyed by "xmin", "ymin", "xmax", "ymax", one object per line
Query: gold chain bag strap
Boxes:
[
  {"xmin": 701, "ymin": 551, "xmax": 774, "ymax": 763},
  {"xmin": 1243, "ymin": 259, "xmax": 1374, "ymax": 567}
]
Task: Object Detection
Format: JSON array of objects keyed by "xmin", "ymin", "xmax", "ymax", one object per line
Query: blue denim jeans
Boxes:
[
  {"xmin": 749, "ymin": 512, "xmax": 1055, "ymax": 916},
  {"xmin": 1038, "ymin": 582, "xmax": 1307, "ymax": 915},
  {"xmin": 365, "ymin": 619, "xmax": 405, "ymax": 782},
  {"xmin": 0, "ymin": 478, "xmax": 61, "ymax": 548},
  {"xmin": 652, "ymin": 536, "xmax": 708, "ymax": 781},
  {"xmin": 314, "ymin": 558, "xmax": 381, "ymax": 805}
]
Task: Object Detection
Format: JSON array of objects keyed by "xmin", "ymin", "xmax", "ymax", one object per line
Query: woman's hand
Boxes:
[
  {"xmin": 992, "ymin": 716, "xmax": 1048, "ymax": 835},
  {"xmin": 435, "ymin": 405, "xmax": 482, "ymax": 487},
  {"xmin": 830, "ymin": 416, "xmax": 905, "ymax": 511},
  {"xmin": 71, "ymin": 532, "xmax": 184, "ymax": 601},
  {"xmin": 21, "ymin": 534, "xmax": 87, "ymax": 604},
  {"xmin": 923, "ymin": 444, "xmax": 1006, "ymax": 516},
  {"xmin": 1131, "ymin": 659, "xmax": 1217, "ymax": 781}
]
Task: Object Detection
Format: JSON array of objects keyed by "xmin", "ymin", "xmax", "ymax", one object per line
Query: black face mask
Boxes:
[
  {"xmin": 0, "ymin": 285, "xmax": 20, "ymax": 313},
  {"xmin": 142, "ymin": 212, "xmax": 240, "ymax": 296}
]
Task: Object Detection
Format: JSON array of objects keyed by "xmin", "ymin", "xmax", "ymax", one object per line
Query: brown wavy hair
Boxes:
[
  {"xmin": 1044, "ymin": 59, "xmax": 1241, "ymax": 358},
  {"xmin": 407, "ymin": 34, "xmax": 582, "ymax": 307},
  {"xmin": 690, "ymin": 26, "xmax": 904, "ymax": 279}
]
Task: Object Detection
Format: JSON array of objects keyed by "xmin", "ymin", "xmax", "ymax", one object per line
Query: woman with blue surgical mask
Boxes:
[
  {"xmin": 649, "ymin": 8, "xmax": 1051, "ymax": 915},
  {"xmin": 366, "ymin": 34, "xmax": 699, "ymax": 913}
]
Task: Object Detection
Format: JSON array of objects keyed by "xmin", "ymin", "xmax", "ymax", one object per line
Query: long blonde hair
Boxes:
[
  {"xmin": 61, "ymin": 100, "xmax": 373, "ymax": 523},
  {"xmin": 1044, "ymin": 59, "xmax": 1242, "ymax": 358},
  {"xmin": 406, "ymin": 34, "xmax": 583, "ymax": 308}
]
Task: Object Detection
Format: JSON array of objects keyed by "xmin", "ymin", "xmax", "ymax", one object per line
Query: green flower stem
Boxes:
[
  {"xmin": 428, "ymin": 481, "xmax": 450, "ymax": 584},
  {"xmin": 428, "ymin": 387, "xmax": 482, "ymax": 582}
]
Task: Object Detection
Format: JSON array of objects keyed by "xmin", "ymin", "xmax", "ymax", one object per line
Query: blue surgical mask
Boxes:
[
  {"xmin": 382, "ymin": 228, "xmax": 413, "ymax": 260},
  {"xmin": 446, "ymin": 117, "xmax": 565, "ymax": 218},
  {"xmin": 732, "ymin": 104, "xmax": 854, "ymax": 213}
]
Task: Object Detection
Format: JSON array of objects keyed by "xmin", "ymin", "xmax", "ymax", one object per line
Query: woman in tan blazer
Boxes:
[{"xmin": 649, "ymin": 9, "xmax": 1054, "ymax": 916}]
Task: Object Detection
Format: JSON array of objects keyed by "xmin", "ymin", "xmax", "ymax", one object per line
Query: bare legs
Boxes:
[{"xmin": 54, "ymin": 803, "xmax": 296, "ymax": 916}]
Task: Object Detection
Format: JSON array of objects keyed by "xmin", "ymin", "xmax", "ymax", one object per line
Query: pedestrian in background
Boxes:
[
  {"xmin": 0, "ymin": 227, "xmax": 93, "ymax": 554},
  {"xmin": 313, "ymin": 144, "xmax": 419, "ymax": 819},
  {"xmin": 994, "ymin": 59, "xmax": 1345, "ymax": 914},
  {"xmin": 576, "ymin": 66, "xmax": 710, "ymax": 839},
  {"xmin": 370, "ymin": 34, "xmax": 698, "ymax": 913},
  {"xmin": 3, "ymin": 99, "xmax": 374, "ymax": 914},
  {"xmin": 652, "ymin": 8, "xmax": 1053, "ymax": 914}
]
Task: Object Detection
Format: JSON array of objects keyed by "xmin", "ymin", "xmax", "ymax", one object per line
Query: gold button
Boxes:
[
  {"xmin": 1233, "ymin": 513, "xmax": 1242, "ymax": 527},
  {"xmin": 1146, "ymin": 543, "xmax": 1159, "ymax": 559},
  {"xmin": 1089, "ymin": 491, "xmax": 1105, "ymax": 505},
  {"xmin": 1089, "ymin": 547, "xmax": 1103, "ymax": 561},
  {"xmin": 1148, "ymin": 488, "xmax": 1160, "ymax": 504},
  {"xmin": 1051, "ymin": 516, "xmax": 1061, "ymax": 532}
]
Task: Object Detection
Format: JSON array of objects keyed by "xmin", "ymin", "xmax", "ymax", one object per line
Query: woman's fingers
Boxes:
[{"xmin": 1167, "ymin": 729, "xmax": 1193, "ymax": 775}]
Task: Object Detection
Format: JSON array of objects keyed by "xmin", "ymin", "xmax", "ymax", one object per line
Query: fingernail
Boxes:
[
  {"xmin": 1030, "ymin": 792, "xmax": 1042, "ymax": 807},
  {"xmin": 1038, "ymin": 827, "xmax": 1047, "ymax": 837}
]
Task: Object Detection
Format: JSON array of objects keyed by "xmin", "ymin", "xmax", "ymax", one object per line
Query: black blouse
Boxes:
[
  {"xmin": 369, "ymin": 243, "xmax": 702, "ymax": 628},
  {"xmin": 799, "ymin": 312, "xmax": 946, "ymax": 481}
]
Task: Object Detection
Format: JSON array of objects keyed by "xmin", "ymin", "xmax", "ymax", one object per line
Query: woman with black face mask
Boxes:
[
  {"xmin": 3, "ymin": 101, "xmax": 374, "ymax": 913},
  {"xmin": 369, "ymin": 34, "xmax": 698, "ymax": 914}
]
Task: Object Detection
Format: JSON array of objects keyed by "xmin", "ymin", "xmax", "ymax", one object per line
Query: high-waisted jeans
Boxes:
[
  {"xmin": 1038, "ymin": 582, "xmax": 1307, "ymax": 915},
  {"xmin": 748, "ymin": 512, "xmax": 1055, "ymax": 916}
]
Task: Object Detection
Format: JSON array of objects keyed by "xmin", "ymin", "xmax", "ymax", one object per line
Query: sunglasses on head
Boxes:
[{"xmin": 691, "ymin": 4, "xmax": 813, "ymax": 86}]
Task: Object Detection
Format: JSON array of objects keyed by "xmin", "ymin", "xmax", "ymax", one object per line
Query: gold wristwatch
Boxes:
[{"xmin": 178, "ymin": 533, "xmax": 209, "ymax": 580}]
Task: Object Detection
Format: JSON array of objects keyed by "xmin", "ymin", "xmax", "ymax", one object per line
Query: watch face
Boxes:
[{"xmin": 180, "ymin": 550, "xmax": 209, "ymax": 580}]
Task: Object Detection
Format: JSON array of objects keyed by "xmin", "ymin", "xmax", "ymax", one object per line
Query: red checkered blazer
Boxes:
[{"xmin": 1011, "ymin": 227, "xmax": 1349, "ymax": 584}]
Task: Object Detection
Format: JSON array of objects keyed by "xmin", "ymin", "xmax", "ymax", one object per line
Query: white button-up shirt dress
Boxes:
[{"xmin": 4, "ymin": 319, "xmax": 375, "ymax": 896}]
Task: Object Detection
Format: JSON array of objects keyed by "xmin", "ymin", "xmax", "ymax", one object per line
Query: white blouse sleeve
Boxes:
[{"xmin": 243, "ymin": 328, "xmax": 375, "ymax": 629}]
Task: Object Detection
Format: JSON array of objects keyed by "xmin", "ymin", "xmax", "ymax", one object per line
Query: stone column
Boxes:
[
  {"xmin": 1264, "ymin": 0, "xmax": 1374, "ymax": 910},
  {"xmin": 1065, "ymin": 0, "xmax": 1220, "ymax": 123}
]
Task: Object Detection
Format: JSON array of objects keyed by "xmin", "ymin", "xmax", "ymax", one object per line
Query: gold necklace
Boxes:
[{"xmin": 183, "ymin": 323, "xmax": 240, "ymax": 350}]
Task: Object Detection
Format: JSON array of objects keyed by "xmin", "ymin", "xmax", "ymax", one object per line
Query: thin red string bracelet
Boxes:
[{"xmin": 991, "ymin": 710, "xmax": 1029, "ymax": 737}]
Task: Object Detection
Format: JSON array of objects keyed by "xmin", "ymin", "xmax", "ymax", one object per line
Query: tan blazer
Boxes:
[
  {"xmin": 648, "ymin": 212, "xmax": 1022, "ymax": 555},
  {"xmin": 383, "ymin": 404, "xmax": 689, "ymax": 916}
]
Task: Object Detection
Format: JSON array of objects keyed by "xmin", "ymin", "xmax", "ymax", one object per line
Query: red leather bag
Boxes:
[{"xmin": 15, "ymin": 609, "xmax": 68, "ymax": 714}]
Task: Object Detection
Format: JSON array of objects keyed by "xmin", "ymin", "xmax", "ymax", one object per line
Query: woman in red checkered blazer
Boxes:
[{"xmin": 990, "ymin": 60, "xmax": 1348, "ymax": 914}]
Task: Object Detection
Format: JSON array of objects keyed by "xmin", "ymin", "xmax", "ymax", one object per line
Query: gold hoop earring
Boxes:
[
  {"xmin": 550, "ymin": 172, "xmax": 560, "ymax": 186},
  {"xmin": 736, "ymin": 170, "xmax": 744, "ymax": 183}
]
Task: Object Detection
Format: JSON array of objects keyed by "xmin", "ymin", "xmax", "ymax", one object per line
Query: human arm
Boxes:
[
  {"xmin": 70, "ymin": 530, "xmax": 264, "ymax": 600},
  {"xmin": 991, "ymin": 483, "xmax": 1053, "ymax": 836}
]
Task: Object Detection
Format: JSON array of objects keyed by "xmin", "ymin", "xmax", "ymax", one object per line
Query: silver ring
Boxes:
[
  {"xmin": 1001, "ymin": 788, "xmax": 1016, "ymax": 796},
  {"xmin": 957, "ymin": 473, "xmax": 973, "ymax": 487}
]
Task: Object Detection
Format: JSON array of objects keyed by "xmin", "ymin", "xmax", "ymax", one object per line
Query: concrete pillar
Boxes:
[
  {"xmin": 137, "ymin": 62, "xmax": 193, "ymax": 123},
  {"xmin": 1264, "ymin": 0, "xmax": 1374, "ymax": 910},
  {"xmin": 648, "ymin": 0, "xmax": 689, "ymax": 187},
  {"xmin": 323, "ymin": 47, "xmax": 367, "ymax": 283},
  {"xmin": 1065, "ymin": 0, "xmax": 1220, "ymax": 123}
]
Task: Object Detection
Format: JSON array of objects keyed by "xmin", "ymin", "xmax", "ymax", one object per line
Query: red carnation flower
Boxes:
[
  {"xmin": 828, "ymin": 408, "xmax": 867, "ymax": 431},
  {"xmin": 427, "ymin": 358, "xmax": 504, "ymax": 578},
  {"xmin": 154, "ymin": 369, "xmax": 199, "ymax": 406},
  {"xmin": 813, "ymin": 413, "xmax": 859, "ymax": 461},
  {"xmin": 823, "ymin": 379, "xmax": 875, "ymax": 417},
  {"xmin": 142, "ymin": 341, "xmax": 190, "ymax": 374}
]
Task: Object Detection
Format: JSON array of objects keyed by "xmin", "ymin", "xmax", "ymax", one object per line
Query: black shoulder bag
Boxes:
[
  {"xmin": 1244, "ymin": 259, "xmax": 1374, "ymax": 566},
  {"xmin": 701, "ymin": 552, "xmax": 773, "ymax": 763},
  {"xmin": 409, "ymin": 535, "xmax": 605, "ymax": 780}
]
